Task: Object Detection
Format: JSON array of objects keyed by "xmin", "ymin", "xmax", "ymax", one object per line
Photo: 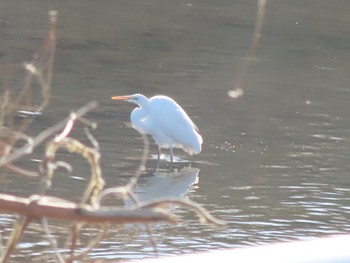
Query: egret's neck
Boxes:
[
  {"xmin": 132, "ymin": 98, "xmax": 150, "ymax": 119},
  {"xmin": 131, "ymin": 105, "xmax": 148, "ymax": 122},
  {"xmin": 130, "ymin": 97, "xmax": 151, "ymax": 133}
]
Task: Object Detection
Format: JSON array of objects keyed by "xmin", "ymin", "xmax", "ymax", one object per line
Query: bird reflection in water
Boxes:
[{"xmin": 124, "ymin": 166, "xmax": 200, "ymax": 206}]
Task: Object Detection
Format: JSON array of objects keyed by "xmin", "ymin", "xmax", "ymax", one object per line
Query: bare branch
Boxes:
[
  {"xmin": 0, "ymin": 193, "xmax": 178, "ymax": 224},
  {"xmin": 137, "ymin": 198, "xmax": 227, "ymax": 227},
  {"xmin": 1, "ymin": 216, "xmax": 30, "ymax": 263},
  {"xmin": 4, "ymin": 163, "xmax": 38, "ymax": 178},
  {"xmin": 41, "ymin": 217, "xmax": 65, "ymax": 263},
  {"xmin": 42, "ymin": 135, "xmax": 105, "ymax": 205},
  {"xmin": 0, "ymin": 8, "xmax": 226, "ymax": 261},
  {"xmin": 0, "ymin": 101, "xmax": 98, "ymax": 167},
  {"xmin": 65, "ymin": 225, "xmax": 107, "ymax": 262}
]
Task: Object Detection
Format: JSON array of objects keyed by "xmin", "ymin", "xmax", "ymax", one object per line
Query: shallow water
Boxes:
[{"xmin": 1, "ymin": 1, "xmax": 350, "ymax": 261}]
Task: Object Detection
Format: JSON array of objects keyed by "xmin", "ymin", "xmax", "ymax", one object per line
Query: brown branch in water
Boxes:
[
  {"xmin": 65, "ymin": 225, "xmax": 107, "ymax": 262},
  {"xmin": 42, "ymin": 136, "xmax": 104, "ymax": 205},
  {"xmin": 44, "ymin": 10, "xmax": 57, "ymax": 97},
  {"xmin": 0, "ymin": 101, "xmax": 98, "ymax": 168},
  {"xmin": 0, "ymin": 193, "xmax": 178, "ymax": 224},
  {"xmin": 0, "ymin": 127, "xmax": 34, "ymax": 165},
  {"xmin": 0, "ymin": 193, "xmax": 178, "ymax": 262},
  {"xmin": 128, "ymin": 191, "xmax": 159, "ymax": 255},
  {"xmin": 0, "ymin": 11, "xmax": 60, "ymax": 262},
  {"xmin": 1, "ymin": 217, "xmax": 30, "ymax": 263},
  {"xmin": 138, "ymin": 198, "xmax": 227, "ymax": 227},
  {"xmin": 68, "ymin": 223, "xmax": 80, "ymax": 262},
  {"xmin": 16, "ymin": 10, "xmax": 57, "ymax": 112},
  {"xmin": 37, "ymin": 115, "xmax": 103, "ymax": 258},
  {"xmin": 0, "ymin": 90, "xmax": 11, "ymax": 128},
  {"xmin": 41, "ymin": 217, "xmax": 65, "ymax": 263},
  {"xmin": 36, "ymin": 105, "xmax": 102, "ymax": 257},
  {"xmin": 0, "ymin": 8, "xmax": 227, "ymax": 261},
  {"xmin": 0, "ymin": 9, "xmax": 58, "ymax": 157},
  {"xmin": 3, "ymin": 163, "xmax": 38, "ymax": 178}
]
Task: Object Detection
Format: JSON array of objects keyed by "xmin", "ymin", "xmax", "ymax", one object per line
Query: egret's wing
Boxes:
[
  {"xmin": 149, "ymin": 96, "xmax": 202, "ymax": 153},
  {"xmin": 150, "ymin": 97, "xmax": 197, "ymax": 132}
]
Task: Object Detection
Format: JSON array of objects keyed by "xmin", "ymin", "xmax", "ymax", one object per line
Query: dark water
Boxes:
[{"xmin": 1, "ymin": 1, "xmax": 350, "ymax": 261}]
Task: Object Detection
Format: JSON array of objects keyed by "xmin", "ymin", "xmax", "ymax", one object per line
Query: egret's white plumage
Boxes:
[{"xmin": 111, "ymin": 94, "xmax": 203, "ymax": 162}]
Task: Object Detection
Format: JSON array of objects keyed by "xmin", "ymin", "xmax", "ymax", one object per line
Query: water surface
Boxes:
[{"xmin": 1, "ymin": 1, "xmax": 350, "ymax": 261}]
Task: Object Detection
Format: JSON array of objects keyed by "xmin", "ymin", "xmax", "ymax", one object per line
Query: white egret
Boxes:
[{"xmin": 111, "ymin": 94, "xmax": 203, "ymax": 163}]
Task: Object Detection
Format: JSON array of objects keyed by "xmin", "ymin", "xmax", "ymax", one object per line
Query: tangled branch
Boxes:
[{"xmin": 0, "ymin": 9, "xmax": 226, "ymax": 262}]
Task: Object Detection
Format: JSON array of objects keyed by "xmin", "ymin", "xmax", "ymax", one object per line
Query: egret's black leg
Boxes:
[
  {"xmin": 168, "ymin": 147, "xmax": 174, "ymax": 171},
  {"xmin": 157, "ymin": 147, "xmax": 161, "ymax": 161},
  {"xmin": 170, "ymin": 147, "xmax": 174, "ymax": 164}
]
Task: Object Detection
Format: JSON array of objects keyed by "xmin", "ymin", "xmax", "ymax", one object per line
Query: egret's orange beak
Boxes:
[{"xmin": 111, "ymin": 95, "xmax": 132, "ymax": 101}]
